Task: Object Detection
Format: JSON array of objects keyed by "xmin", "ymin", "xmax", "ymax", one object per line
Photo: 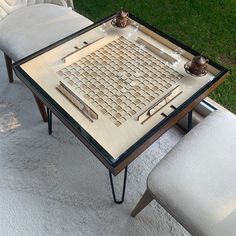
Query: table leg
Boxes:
[
  {"xmin": 33, "ymin": 94, "xmax": 48, "ymax": 122},
  {"xmin": 4, "ymin": 53, "xmax": 13, "ymax": 83},
  {"xmin": 47, "ymin": 107, "xmax": 52, "ymax": 135},
  {"xmin": 188, "ymin": 110, "xmax": 193, "ymax": 132},
  {"xmin": 109, "ymin": 166, "xmax": 128, "ymax": 204}
]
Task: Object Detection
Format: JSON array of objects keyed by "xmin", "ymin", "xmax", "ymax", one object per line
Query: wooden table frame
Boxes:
[{"xmin": 13, "ymin": 13, "xmax": 228, "ymax": 202}]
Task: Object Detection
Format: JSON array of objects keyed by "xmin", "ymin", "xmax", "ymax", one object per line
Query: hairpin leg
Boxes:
[
  {"xmin": 109, "ymin": 166, "xmax": 128, "ymax": 204},
  {"xmin": 47, "ymin": 107, "xmax": 52, "ymax": 135},
  {"xmin": 188, "ymin": 110, "xmax": 193, "ymax": 132}
]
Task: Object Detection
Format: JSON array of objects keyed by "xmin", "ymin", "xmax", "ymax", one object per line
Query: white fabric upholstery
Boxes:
[
  {"xmin": 0, "ymin": 0, "xmax": 29, "ymax": 21},
  {"xmin": 0, "ymin": 0, "xmax": 73, "ymax": 21},
  {"xmin": 148, "ymin": 110, "xmax": 236, "ymax": 236},
  {"xmin": 0, "ymin": 4, "xmax": 93, "ymax": 61}
]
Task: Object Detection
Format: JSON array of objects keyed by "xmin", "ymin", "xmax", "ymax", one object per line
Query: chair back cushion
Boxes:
[{"xmin": 0, "ymin": 0, "xmax": 48, "ymax": 21}]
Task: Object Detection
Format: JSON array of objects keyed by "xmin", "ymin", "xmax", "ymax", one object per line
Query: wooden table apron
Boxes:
[{"xmin": 13, "ymin": 14, "xmax": 229, "ymax": 175}]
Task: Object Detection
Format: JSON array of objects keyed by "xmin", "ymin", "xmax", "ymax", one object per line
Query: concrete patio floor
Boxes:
[{"xmin": 0, "ymin": 50, "xmax": 189, "ymax": 236}]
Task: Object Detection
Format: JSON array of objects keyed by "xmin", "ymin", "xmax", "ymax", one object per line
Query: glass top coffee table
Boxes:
[{"xmin": 14, "ymin": 13, "xmax": 228, "ymax": 203}]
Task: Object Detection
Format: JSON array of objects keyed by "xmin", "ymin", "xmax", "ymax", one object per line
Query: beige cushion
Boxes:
[
  {"xmin": 0, "ymin": 4, "xmax": 93, "ymax": 61},
  {"xmin": 0, "ymin": 0, "xmax": 30, "ymax": 20},
  {"xmin": 0, "ymin": 0, "xmax": 71, "ymax": 22},
  {"xmin": 148, "ymin": 110, "xmax": 236, "ymax": 236}
]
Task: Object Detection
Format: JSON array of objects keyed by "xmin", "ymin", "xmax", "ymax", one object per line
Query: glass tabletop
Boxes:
[{"xmin": 14, "ymin": 13, "xmax": 228, "ymax": 172}]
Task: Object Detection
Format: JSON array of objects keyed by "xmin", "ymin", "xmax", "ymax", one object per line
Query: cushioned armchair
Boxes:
[{"xmin": 0, "ymin": 0, "xmax": 92, "ymax": 121}]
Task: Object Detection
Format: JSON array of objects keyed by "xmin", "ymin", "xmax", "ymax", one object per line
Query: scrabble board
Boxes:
[{"xmin": 57, "ymin": 36, "xmax": 184, "ymax": 126}]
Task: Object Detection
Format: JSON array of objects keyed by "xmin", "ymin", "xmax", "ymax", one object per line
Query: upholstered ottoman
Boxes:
[{"xmin": 132, "ymin": 110, "xmax": 236, "ymax": 236}]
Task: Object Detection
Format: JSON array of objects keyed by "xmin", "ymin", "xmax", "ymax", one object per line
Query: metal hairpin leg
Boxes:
[
  {"xmin": 47, "ymin": 107, "xmax": 52, "ymax": 135},
  {"xmin": 188, "ymin": 110, "xmax": 193, "ymax": 132},
  {"xmin": 109, "ymin": 166, "xmax": 128, "ymax": 204}
]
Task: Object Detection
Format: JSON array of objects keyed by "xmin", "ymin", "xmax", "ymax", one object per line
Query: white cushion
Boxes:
[
  {"xmin": 0, "ymin": 4, "xmax": 93, "ymax": 61},
  {"xmin": 0, "ymin": 0, "xmax": 29, "ymax": 21},
  {"xmin": 148, "ymin": 110, "xmax": 236, "ymax": 236},
  {"xmin": 0, "ymin": 0, "xmax": 69, "ymax": 22}
]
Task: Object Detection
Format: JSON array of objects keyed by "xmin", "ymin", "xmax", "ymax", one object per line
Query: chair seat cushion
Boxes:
[
  {"xmin": 0, "ymin": 4, "xmax": 93, "ymax": 61},
  {"xmin": 148, "ymin": 110, "xmax": 236, "ymax": 236}
]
